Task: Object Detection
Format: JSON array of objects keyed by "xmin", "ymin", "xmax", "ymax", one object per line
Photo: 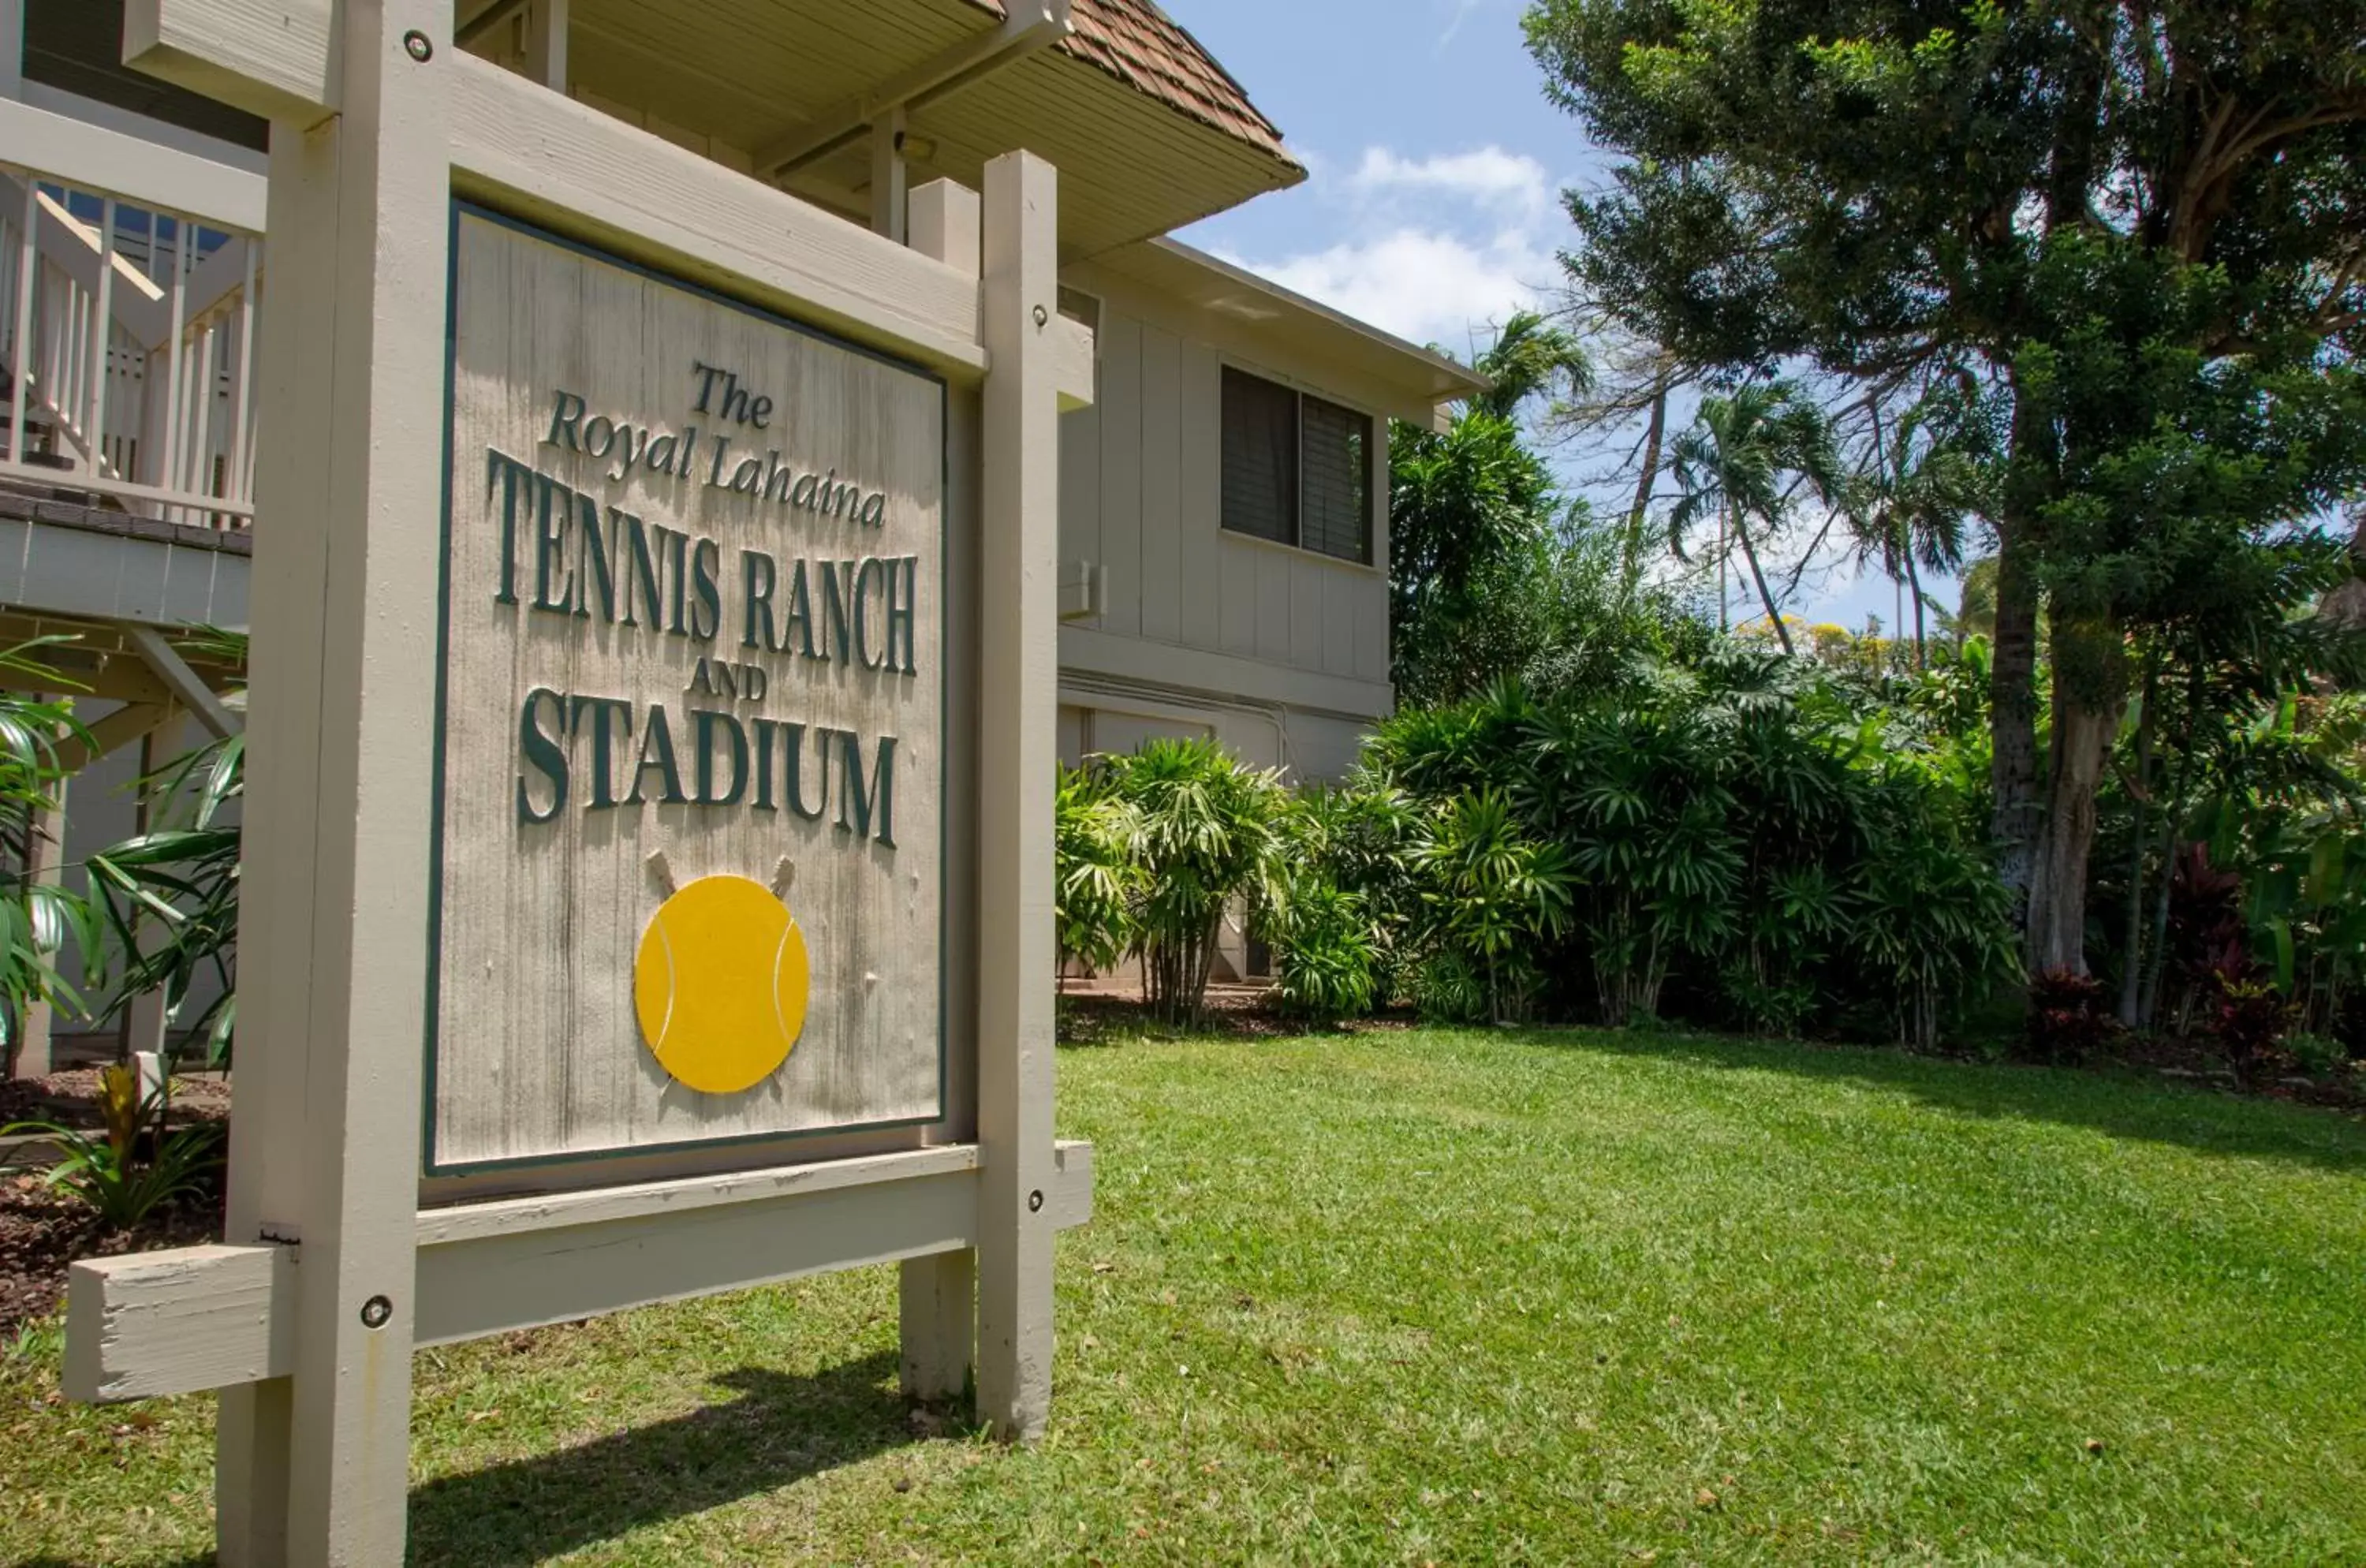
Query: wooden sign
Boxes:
[
  {"xmin": 431, "ymin": 207, "xmax": 946, "ymax": 1172},
  {"xmin": 73, "ymin": 5, "xmax": 1089, "ymax": 1559}
]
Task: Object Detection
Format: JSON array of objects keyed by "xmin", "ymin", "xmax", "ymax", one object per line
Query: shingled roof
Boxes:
[
  {"xmin": 960, "ymin": 0, "xmax": 1297, "ymax": 171},
  {"xmin": 1059, "ymin": 0, "xmax": 1295, "ymax": 169}
]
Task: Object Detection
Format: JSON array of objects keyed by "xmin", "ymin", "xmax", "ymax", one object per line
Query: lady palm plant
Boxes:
[
  {"xmin": 1414, "ymin": 789, "xmax": 1574, "ymax": 1024},
  {"xmin": 1054, "ymin": 763, "xmax": 1144, "ymax": 986},
  {"xmin": 0, "ymin": 639, "xmax": 97, "ymax": 1077},
  {"xmin": 80, "ymin": 630, "xmax": 248, "ymax": 1068},
  {"xmin": 1097, "ymin": 737, "xmax": 1289, "ymax": 1029},
  {"xmin": 86, "ymin": 729, "xmax": 243, "ymax": 1068}
]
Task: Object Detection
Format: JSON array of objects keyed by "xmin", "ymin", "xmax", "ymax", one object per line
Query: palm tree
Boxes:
[
  {"xmin": 1666, "ymin": 382, "xmax": 1838, "ymax": 655},
  {"xmin": 1843, "ymin": 394, "xmax": 1989, "ymax": 666},
  {"xmin": 1468, "ymin": 310, "xmax": 1591, "ymax": 422}
]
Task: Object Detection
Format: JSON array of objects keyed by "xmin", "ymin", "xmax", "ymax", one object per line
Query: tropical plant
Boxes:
[
  {"xmin": 0, "ymin": 640, "xmax": 95, "ymax": 1077},
  {"xmin": 2022, "ymin": 969, "xmax": 2119, "ymax": 1066},
  {"xmin": 1842, "ymin": 387, "xmax": 1995, "ymax": 666},
  {"xmin": 1053, "ymin": 764, "xmax": 1144, "ymax": 985},
  {"xmin": 1095, "ymin": 737, "xmax": 1290, "ymax": 1029},
  {"xmin": 1413, "ymin": 789, "xmax": 1574, "ymax": 1024},
  {"xmin": 1527, "ymin": 0, "xmax": 2366, "ymax": 976},
  {"xmin": 1279, "ymin": 782, "xmax": 1420, "ymax": 1000},
  {"xmin": 1, "ymin": 1062, "xmax": 224, "ymax": 1230},
  {"xmin": 1665, "ymin": 382, "xmax": 1839, "ymax": 652},
  {"xmin": 1268, "ymin": 882, "xmax": 1379, "ymax": 1027},
  {"xmin": 86, "ymin": 729, "xmax": 244, "ymax": 1068}
]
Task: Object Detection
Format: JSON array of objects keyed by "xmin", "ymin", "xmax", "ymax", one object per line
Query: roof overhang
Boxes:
[
  {"xmin": 1098, "ymin": 239, "xmax": 1490, "ymax": 426},
  {"xmin": 513, "ymin": 0, "xmax": 1304, "ymax": 261}
]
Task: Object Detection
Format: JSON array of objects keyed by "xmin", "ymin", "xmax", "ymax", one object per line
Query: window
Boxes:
[{"xmin": 1221, "ymin": 367, "xmax": 1372, "ymax": 564}]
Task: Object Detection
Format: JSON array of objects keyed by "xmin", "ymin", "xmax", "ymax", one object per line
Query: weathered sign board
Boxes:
[
  {"xmin": 68, "ymin": 3, "xmax": 1091, "ymax": 1563},
  {"xmin": 433, "ymin": 206, "xmax": 946, "ymax": 1171}
]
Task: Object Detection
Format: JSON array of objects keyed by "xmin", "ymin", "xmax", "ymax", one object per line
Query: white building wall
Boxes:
[{"xmin": 1055, "ymin": 271, "xmax": 1393, "ymax": 784}]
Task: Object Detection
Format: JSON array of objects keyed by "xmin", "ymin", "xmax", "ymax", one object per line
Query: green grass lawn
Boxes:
[{"xmin": 6, "ymin": 1026, "xmax": 2366, "ymax": 1565}]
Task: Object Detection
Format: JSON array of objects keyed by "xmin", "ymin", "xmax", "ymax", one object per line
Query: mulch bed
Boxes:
[
  {"xmin": 1, "ymin": 1072, "xmax": 230, "ymax": 1340},
  {"xmin": 1, "ymin": 1178, "xmax": 222, "ymax": 1339}
]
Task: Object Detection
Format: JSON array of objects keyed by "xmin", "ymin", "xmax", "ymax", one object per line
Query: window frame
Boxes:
[{"xmin": 1218, "ymin": 361, "xmax": 1378, "ymax": 569}]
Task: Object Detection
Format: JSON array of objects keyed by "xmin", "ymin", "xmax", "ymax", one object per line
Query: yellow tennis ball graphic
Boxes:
[{"xmin": 633, "ymin": 875, "xmax": 810, "ymax": 1095}]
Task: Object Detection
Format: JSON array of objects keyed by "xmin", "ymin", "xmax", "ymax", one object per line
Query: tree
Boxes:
[
  {"xmin": 1391, "ymin": 313, "xmax": 1626, "ymax": 706},
  {"xmin": 1665, "ymin": 381, "xmax": 1839, "ymax": 653},
  {"xmin": 1526, "ymin": 0, "xmax": 2366, "ymax": 973},
  {"xmin": 1389, "ymin": 409, "xmax": 1565, "ymax": 704},
  {"xmin": 1842, "ymin": 385, "xmax": 1995, "ymax": 666},
  {"xmin": 1467, "ymin": 308, "xmax": 1592, "ymax": 421}
]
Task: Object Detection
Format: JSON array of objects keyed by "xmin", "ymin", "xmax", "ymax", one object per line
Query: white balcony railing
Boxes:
[{"xmin": 0, "ymin": 147, "xmax": 260, "ymax": 531}]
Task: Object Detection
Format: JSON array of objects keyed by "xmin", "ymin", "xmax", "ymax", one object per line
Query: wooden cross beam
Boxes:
[
  {"xmin": 69, "ymin": 1142, "xmax": 1095, "ymax": 1403},
  {"xmin": 124, "ymin": 0, "xmax": 340, "ymax": 125}
]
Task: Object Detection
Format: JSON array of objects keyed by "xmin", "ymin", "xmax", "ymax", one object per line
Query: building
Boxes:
[{"xmin": 0, "ymin": 0, "xmax": 1481, "ymax": 1070}]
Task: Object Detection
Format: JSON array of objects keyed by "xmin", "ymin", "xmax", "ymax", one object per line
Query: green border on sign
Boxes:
[{"xmin": 423, "ymin": 197, "xmax": 953, "ymax": 1179}]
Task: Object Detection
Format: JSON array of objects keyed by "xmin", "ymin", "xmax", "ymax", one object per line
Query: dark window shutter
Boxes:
[
  {"xmin": 1222, "ymin": 368, "xmax": 1297, "ymax": 546},
  {"xmin": 1301, "ymin": 396, "xmax": 1371, "ymax": 563}
]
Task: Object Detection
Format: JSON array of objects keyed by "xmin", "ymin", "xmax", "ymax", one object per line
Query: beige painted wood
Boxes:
[
  {"xmin": 869, "ymin": 105, "xmax": 907, "ymax": 241},
  {"xmin": 1060, "ymin": 622, "xmax": 1394, "ymax": 722},
  {"xmin": 901, "ymin": 180, "xmax": 981, "ymax": 1405},
  {"xmin": 1054, "ymin": 315, "xmax": 1095, "ymax": 414},
  {"xmin": 1095, "ymin": 312, "xmax": 1141, "ymax": 638},
  {"xmin": 213, "ymin": 65, "xmax": 349, "ymax": 1568},
  {"xmin": 195, "ymin": 2, "xmax": 456, "ymax": 1559},
  {"xmin": 0, "ymin": 97, "xmax": 270, "ymax": 233},
  {"xmin": 416, "ymin": 1144, "xmax": 978, "ymax": 1245},
  {"xmin": 446, "ymin": 52, "xmax": 988, "ymax": 380},
  {"xmin": 908, "ymin": 179, "xmax": 980, "ymax": 281},
  {"xmin": 419, "ymin": 1165, "xmax": 973, "ymax": 1344},
  {"xmin": 1175, "ymin": 341, "xmax": 1221, "ymax": 648},
  {"xmin": 754, "ymin": 1, "xmax": 1068, "ymax": 178},
  {"xmin": 1137, "ymin": 324, "xmax": 1180, "ymax": 645},
  {"xmin": 121, "ymin": 0, "xmax": 337, "ymax": 125},
  {"xmin": 524, "ymin": 0, "xmax": 567, "ymax": 91},
  {"xmin": 65, "ymin": 1244, "xmax": 293, "ymax": 1402},
  {"xmin": 976, "ymin": 149, "xmax": 1061, "ymax": 1443},
  {"xmin": 433, "ymin": 209, "xmax": 946, "ymax": 1170},
  {"xmin": 1057, "ymin": 386, "xmax": 1101, "ymax": 630},
  {"xmin": 899, "ymin": 1246, "xmax": 975, "ymax": 1399},
  {"xmin": 123, "ymin": 624, "xmax": 241, "ymax": 740},
  {"xmin": 70, "ymin": 1143, "xmax": 1095, "ymax": 1401}
]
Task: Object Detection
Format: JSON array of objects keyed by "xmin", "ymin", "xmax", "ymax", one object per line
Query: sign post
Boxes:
[{"xmin": 69, "ymin": 4, "xmax": 1095, "ymax": 1562}]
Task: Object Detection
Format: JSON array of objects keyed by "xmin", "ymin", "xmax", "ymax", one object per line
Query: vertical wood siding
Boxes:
[{"xmin": 1058, "ymin": 297, "xmax": 1390, "ymax": 691}]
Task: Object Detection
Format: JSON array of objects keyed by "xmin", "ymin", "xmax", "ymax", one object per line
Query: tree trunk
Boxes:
[
  {"xmin": 1625, "ymin": 391, "xmax": 1667, "ymax": 604},
  {"xmin": 1989, "ymin": 517, "xmax": 2043, "ymax": 919},
  {"xmin": 2117, "ymin": 651, "xmax": 2160, "ymax": 1024},
  {"xmin": 1733, "ymin": 510, "xmax": 1795, "ymax": 654},
  {"xmin": 2026, "ymin": 618, "xmax": 2129, "ymax": 975},
  {"xmin": 1906, "ymin": 548, "xmax": 1928, "ymax": 670}
]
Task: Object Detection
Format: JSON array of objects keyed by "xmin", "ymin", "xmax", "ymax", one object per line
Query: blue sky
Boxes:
[{"xmin": 1170, "ymin": 0, "xmax": 1920, "ymax": 632}]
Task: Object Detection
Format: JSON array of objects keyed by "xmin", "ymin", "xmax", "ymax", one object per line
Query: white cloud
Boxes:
[
  {"xmin": 1349, "ymin": 147, "xmax": 1554, "ymax": 218},
  {"xmin": 1233, "ymin": 227, "xmax": 1558, "ymax": 352},
  {"xmin": 1211, "ymin": 143, "xmax": 1564, "ymax": 349}
]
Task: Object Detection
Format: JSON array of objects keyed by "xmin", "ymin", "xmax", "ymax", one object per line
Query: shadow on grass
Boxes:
[
  {"xmin": 406, "ymin": 1352, "xmax": 927, "ymax": 1567},
  {"xmin": 1517, "ymin": 1025, "xmax": 2366, "ymax": 1175}
]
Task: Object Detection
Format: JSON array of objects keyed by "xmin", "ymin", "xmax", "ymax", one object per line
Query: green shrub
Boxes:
[
  {"xmin": 2286, "ymin": 1031, "xmax": 2347, "ymax": 1077},
  {"xmin": 1054, "ymin": 765, "xmax": 1143, "ymax": 982},
  {"xmin": 1, "ymin": 1062, "xmax": 224, "ymax": 1231},
  {"xmin": 1364, "ymin": 650, "xmax": 2013, "ymax": 1043},
  {"xmin": 1414, "ymin": 789, "xmax": 1573, "ymax": 1024},
  {"xmin": 1270, "ymin": 883, "xmax": 1379, "ymax": 1026},
  {"xmin": 1411, "ymin": 949, "xmax": 1489, "ymax": 1025},
  {"xmin": 1094, "ymin": 737, "xmax": 1289, "ymax": 1030},
  {"xmin": 1278, "ymin": 782, "xmax": 1420, "ymax": 1002}
]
